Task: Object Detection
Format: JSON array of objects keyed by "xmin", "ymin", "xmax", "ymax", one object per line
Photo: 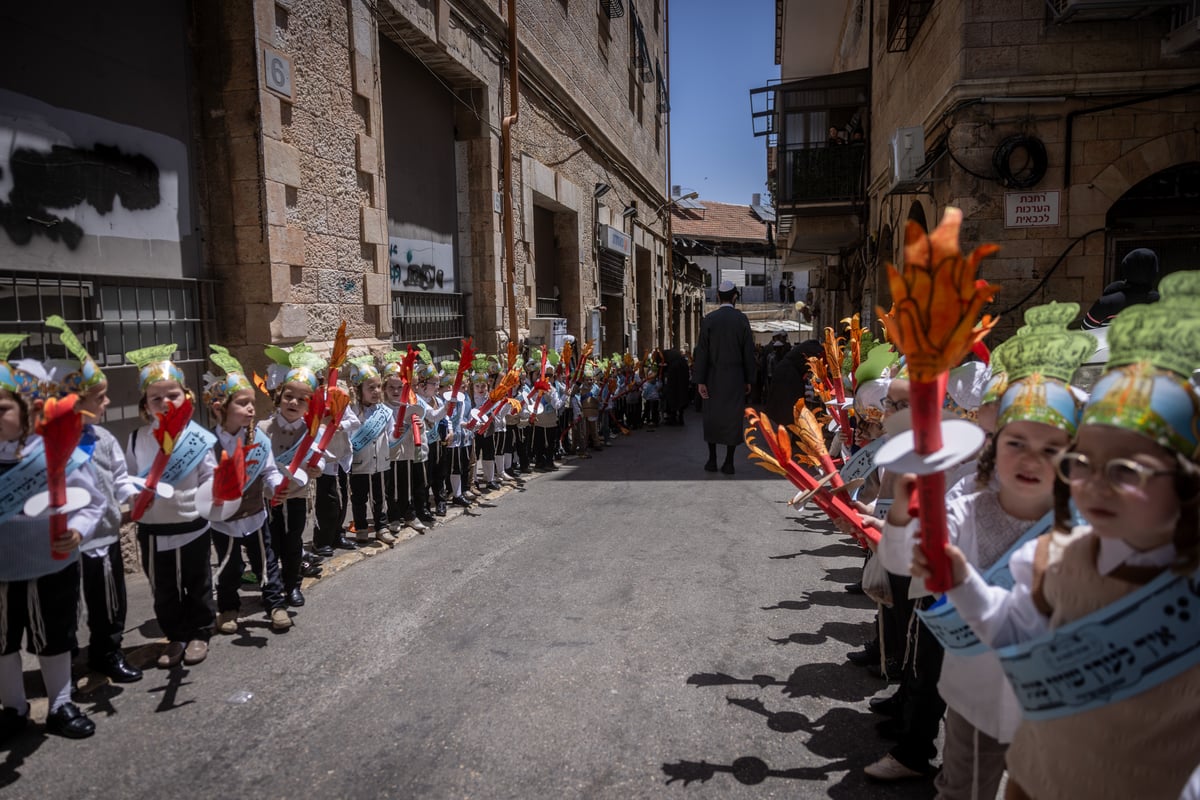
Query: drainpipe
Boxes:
[
  {"xmin": 663, "ymin": 0, "xmax": 673, "ymax": 349},
  {"xmin": 501, "ymin": 0, "xmax": 520, "ymax": 345}
]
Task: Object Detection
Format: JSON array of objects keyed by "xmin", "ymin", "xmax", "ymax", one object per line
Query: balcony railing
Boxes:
[
  {"xmin": 535, "ymin": 296, "xmax": 561, "ymax": 317},
  {"xmin": 779, "ymin": 143, "xmax": 866, "ymax": 207}
]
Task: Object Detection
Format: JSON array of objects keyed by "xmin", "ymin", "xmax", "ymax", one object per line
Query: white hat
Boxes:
[{"xmin": 718, "ymin": 279, "xmax": 736, "ymax": 293}]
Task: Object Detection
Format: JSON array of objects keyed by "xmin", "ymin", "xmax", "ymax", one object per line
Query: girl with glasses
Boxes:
[{"xmin": 920, "ymin": 271, "xmax": 1200, "ymax": 800}]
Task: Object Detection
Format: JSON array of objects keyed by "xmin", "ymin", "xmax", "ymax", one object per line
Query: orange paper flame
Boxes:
[
  {"xmin": 36, "ymin": 394, "xmax": 85, "ymax": 485},
  {"xmin": 328, "ymin": 321, "xmax": 349, "ymax": 371},
  {"xmin": 877, "ymin": 207, "xmax": 1000, "ymax": 382}
]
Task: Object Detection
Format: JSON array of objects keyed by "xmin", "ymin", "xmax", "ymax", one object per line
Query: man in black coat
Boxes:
[{"xmin": 693, "ymin": 280, "xmax": 756, "ymax": 474}]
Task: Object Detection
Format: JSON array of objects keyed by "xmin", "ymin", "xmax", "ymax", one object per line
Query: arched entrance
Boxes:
[{"xmin": 1105, "ymin": 162, "xmax": 1200, "ymax": 284}]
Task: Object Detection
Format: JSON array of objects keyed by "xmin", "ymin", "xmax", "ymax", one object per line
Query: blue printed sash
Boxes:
[
  {"xmin": 916, "ymin": 512, "xmax": 1055, "ymax": 656},
  {"xmin": 276, "ymin": 432, "xmax": 308, "ymax": 470},
  {"xmin": 241, "ymin": 435, "xmax": 272, "ymax": 489},
  {"xmin": 997, "ymin": 567, "xmax": 1200, "ymax": 720},
  {"xmin": 0, "ymin": 442, "xmax": 90, "ymax": 524},
  {"xmin": 139, "ymin": 422, "xmax": 217, "ymax": 484},
  {"xmin": 351, "ymin": 405, "xmax": 392, "ymax": 453}
]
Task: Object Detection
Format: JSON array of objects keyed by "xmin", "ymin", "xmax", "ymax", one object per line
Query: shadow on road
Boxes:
[
  {"xmin": 768, "ymin": 620, "xmax": 870, "ymax": 648},
  {"xmin": 758, "ymin": 590, "xmax": 876, "ymax": 613}
]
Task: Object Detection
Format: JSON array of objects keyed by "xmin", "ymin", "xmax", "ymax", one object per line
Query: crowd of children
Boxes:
[
  {"xmin": 0, "ymin": 321, "xmax": 668, "ymax": 742},
  {"xmin": 762, "ymin": 236, "xmax": 1200, "ymax": 794}
]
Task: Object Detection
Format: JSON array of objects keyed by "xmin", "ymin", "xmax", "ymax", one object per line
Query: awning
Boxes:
[{"xmin": 749, "ymin": 320, "xmax": 813, "ymax": 335}]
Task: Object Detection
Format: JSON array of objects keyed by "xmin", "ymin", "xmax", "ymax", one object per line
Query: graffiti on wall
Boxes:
[
  {"xmin": 0, "ymin": 89, "xmax": 188, "ymax": 275},
  {"xmin": 389, "ymin": 237, "xmax": 456, "ymax": 294}
]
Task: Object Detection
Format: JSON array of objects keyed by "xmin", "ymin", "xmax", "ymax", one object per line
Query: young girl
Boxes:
[
  {"xmin": 872, "ymin": 303, "xmax": 1093, "ymax": 796},
  {"xmin": 124, "ymin": 344, "xmax": 218, "ymax": 669},
  {"xmin": 45, "ymin": 316, "xmax": 143, "ymax": 684},
  {"xmin": 347, "ymin": 356, "xmax": 391, "ymax": 547},
  {"xmin": 0, "ymin": 338, "xmax": 104, "ymax": 739},
  {"xmin": 204, "ymin": 346, "xmax": 292, "ymax": 634},
  {"xmin": 930, "ymin": 272, "xmax": 1200, "ymax": 800},
  {"xmin": 258, "ymin": 343, "xmax": 326, "ymax": 607}
]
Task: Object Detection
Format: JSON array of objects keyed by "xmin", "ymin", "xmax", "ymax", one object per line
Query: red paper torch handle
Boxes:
[
  {"xmin": 306, "ymin": 415, "xmax": 343, "ymax": 470},
  {"xmin": 131, "ymin": 452, "xmax": 170, "ymax": 521},
  {"xmin": 410, "ymin": 413, "xmax": 422, "ymax": 447},
  {"xmin": 48, "ymin": 473, "xmax": 70, "ymax": 560},
  {"xmin": 909, "ymin": 378, "xmax": 954, "ymax": 593}
]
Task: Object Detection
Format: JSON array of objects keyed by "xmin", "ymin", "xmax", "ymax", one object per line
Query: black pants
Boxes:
[
  {"xmin": 81, "ymin": 544, "xmax": 128, "ymax": 658},
  {"xmin": 447, "ymin": 445, "xmax": 471, "ymax": 486},
  {"xmin": 349, "ymin": 471, "xmax": 385, "ymax": 531},
  {"xmin": 385, "ymin": 460, "xmax": 428, "ymax": 521},
  {"xmin": 644, "ymin": 399, "xmax": 660, "ymax": 425},
  {"xmin": 137, "ymin": 528, "xmax": 215, "ymax": 643},
  {"xmin": 427, "ymin": 441, "xmax": 446, "ymax": 502},
  {"xmin": 212, "ymin": 527, "xmax": 286, "ymax": 613},
  {"xmin": 517, "ymin": 427, "xmax": 532, "ymax": 470},
  {"xmin": 269, "ymin": 498, "xmax": 307, "ymax": 591},
  {"xmin": 626, "ymin": 397, "xmax": 642, "ymax": 429},
  {"xmin": 0, "ymin": 561, "xmax": 80, "ymax": 657},
  {"xmin": 531, "ymin": 425, "xmax": 556, "ymax": 465},
  {"xmin": 475, "ymin": 431, "xmax": 495, "ymax": 461},
  {"xmin": 313, "ymin": 468, "xmax": 348, "ymax": 548},
  {"xmin": 888, "ymin": 594, "xmax": 947, "ymax": 772}
]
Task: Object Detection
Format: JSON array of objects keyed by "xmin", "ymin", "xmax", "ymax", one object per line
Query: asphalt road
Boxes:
[{"xmin": 4, "ymin": 413, "xmax": 937, "ymax": 799}]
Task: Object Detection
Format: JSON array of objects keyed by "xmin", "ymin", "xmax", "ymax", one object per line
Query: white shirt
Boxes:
[{"xmin": 126, "ymin": 424, "xmax": 217, "ymax": 552}]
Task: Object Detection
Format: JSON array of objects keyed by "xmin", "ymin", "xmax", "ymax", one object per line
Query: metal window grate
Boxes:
[
  {"xmin": 391, "ymin": 291, "xmax": 467, "ymax": 358},
  {"xmin": 887, "ymin": 0, "xmax": 933, "ymax": 53},
  {"xmin": 0, "ymin": 270, "xmax": 216, "ymax": 437},
  {"xmin": 600, "ymin": 0, "xmax": 625, "ymax": 20}
]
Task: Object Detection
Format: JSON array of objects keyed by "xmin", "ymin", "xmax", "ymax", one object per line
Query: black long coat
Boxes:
[{"xmin": 692, "ymin": 305, "xmax": 756, "ymax": 445}]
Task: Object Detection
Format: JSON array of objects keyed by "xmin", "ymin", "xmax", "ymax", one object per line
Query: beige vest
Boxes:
[{"xmin": 1007, "ymin": 533, "xmax": 1200, "ymax": 800}]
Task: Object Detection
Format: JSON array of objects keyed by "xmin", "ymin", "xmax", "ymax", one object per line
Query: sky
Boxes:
[{"xmin": 669, "ymin": 0, "xmax": 779, "ymax": 207}]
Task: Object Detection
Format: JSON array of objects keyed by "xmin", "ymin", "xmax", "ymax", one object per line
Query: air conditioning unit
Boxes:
[{"xmin": 888, "ymin": 126, "xmax": 925, "ymax": 194}]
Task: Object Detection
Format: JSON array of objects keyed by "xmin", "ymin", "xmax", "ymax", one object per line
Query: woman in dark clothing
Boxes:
[
  {"xmin": 764, "ymin": 339, "xmax": 823, "ymax": 425},
  {"xmin": 662, "ymin": 348, "xmax": 692, "ymax": 425}
]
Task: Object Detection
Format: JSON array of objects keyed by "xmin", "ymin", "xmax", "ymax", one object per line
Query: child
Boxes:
[
  {"xmin": 204, "ymin": 346, "xmax": 293, "ymax": 634},
  {"xmin": 312, "ymin": 370, "xmax": 360, "ymax": 555},
  {"xmin": 642, "ymin": 369, "xmax": 661, "ymax": 428},
  {"xmin": 928, "ymin": 272, "xmax": 1200, "ymax": 800},
  {"xmin": 417, "ymin": 358, "xmax": 449, "ymax": 517},
  {"xmin": 875, "ymin": 303, "xmax": 1092, "ymax": 797},
  {"xmin": 45, "ymin": 316, "xmax": 143, "ymax": 684},
  {"xmin": 381, "ymin": 351, "xmax": 428, "ymax": 535},
  {"xmin": 347, "ymin": 356, "xmax": 391, "ymax": 547},
  {"xmin": 471, "ymin": 358, "xmax": 501, "ymax": 493},
  {"xmin": 0, "ymin": 338, "xmax": 104, "ymax": 739},
  {"xmin": 440, "ymin": 359, "xmax": 474, "ymax": 507},
  {"xmin": 531, "ymin": 359, "xmax": 563, "ymax": 470},
  {"xmin": 258, "ymin": 342, "xmax": 327, "ymax": 607},
  {"xmin": 124, "ymin": 344, "xmax": 218, "ymax": 669},
  {"xmin": 410, "ymin": 348, "xmax": 445, "ymax": 524}
]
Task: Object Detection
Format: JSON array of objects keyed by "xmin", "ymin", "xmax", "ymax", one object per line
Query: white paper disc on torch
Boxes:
[
  {"xmin": 278, "ymin": 466, "xmax": 310, "ymax": 488},
  {"xmin": 788, "ymin": 470, "xmax": 839, "ymax": 509},
  {"xmin": 23, "ymin": 486, "xmax": 92, "ymax": 519},
  {"xmin": 127, "ymin": 475, "xmax": 176, "ymax": 500},
  {"xmin": 828, "ymin": 477, "xmax": 866, "ymax": 497},
  {"xmin": 195, "ymin": 483, "xmax": 241, "ymax": 522},
  {"xmin": 873, "ymin": 419, "xmax": 987, "ymax": 476}
]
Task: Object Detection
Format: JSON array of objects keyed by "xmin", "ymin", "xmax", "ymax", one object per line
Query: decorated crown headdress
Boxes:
[
  {"xmin": 348, "ymin": 354, "xmax": 380, "ymax": 385},
  {"xmin": 45, "ymin": 315, "xmax": 105, "ymax": 395},
  {"xmin": 203, "ymin": 345, "xmax": 255, "ymax": 404},
  {"xmin": 127, "ymin": 343, "xmax": 185, "ymax": 392},
  {"xmin": 994, "ymin": 302, "xmax": 1095, "ymax": 435},
  {"xmin": 1082, "ymin": 271, "xmax": 1200, "ymax": 455},
  {"xmin": 263, "ymin": 342, "xmax": 325, "ymax": 392}
]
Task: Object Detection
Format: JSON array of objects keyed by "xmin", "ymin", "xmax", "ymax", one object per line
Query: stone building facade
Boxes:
[
  {"xmin": 761, "ymin": 0, "xmax": 1200, "ymax": 338},
  {"xmin": 0, "ymin": 0, "xmax": 671, "ymax": 438}
]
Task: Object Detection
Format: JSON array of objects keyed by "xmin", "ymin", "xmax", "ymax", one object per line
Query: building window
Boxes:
[
  {"xmin": 887, "ymin": 0, "xmax": 933, "ymax": 53},
  {"xmin": 391, "ymin": 291, "xmax": 467, "ymax": 358}
]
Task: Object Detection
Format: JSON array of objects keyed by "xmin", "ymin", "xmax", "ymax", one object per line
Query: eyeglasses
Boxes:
[{"xmin": 1053, "ymin": 451, "xmax": 1175, "ymax": 493}]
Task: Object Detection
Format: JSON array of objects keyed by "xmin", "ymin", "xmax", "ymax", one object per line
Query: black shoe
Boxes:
[
  {"xmin": 88, "ymin": 650, "xmax": 143, "ymax": 683},
  {"xmin": 485, "ymin": 481, "xmax": 503, "ymax": 492},
  {"xmin": 704, "ymin": 460, "xmax": 718, "ymax": 472},
  {"xmin": 869, "ymin": 694, "xmax": 902, "ymax": 717},
  {"xmin": 45, "ymin": 702, "xmax": 95, "ymax": 739},
  {"xmin": 435, "ymin": 501, "xmax": 447, "ymax": 516},
  {"xmin": 0, "ymin": 706, "xmax": 28, "ymax": 741},
  {"xmin": 720, "ymin": 462, "xmax": 735, "ymax": 475},
  {"xmin": 287, "ymin": 587, "xmax": 305, "ymax": 607},
  {"xmin": 875, "ymin": 717, "xmax": 903, "ymax": 740},
  {"xmin": 312, "ymin": 545, "xmax": 334, "ymax": 558},
  {"xmin": 417, "ymin": 512, "xmax": 436, "ymax": 525},
  {"xmin": 845, "ymin": 582, "xmax": 865, "ymax": 595},
  {"xmin": 847, "ymin": 646, "xmax": 880, "ymax": 666},
  {"xmin": 333, "ymin": 537, "xmax": 359, "ymax": 551},
  {"xmin": 451, "ymin": 495, "xmax": 471, "ymax": 508},
  {"xmin": 300, "ymin": 561, "xmax": 323, "ymax": 579}
]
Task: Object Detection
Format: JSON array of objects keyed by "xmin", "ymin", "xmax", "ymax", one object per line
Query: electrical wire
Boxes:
[
  {"xmin": 994, "ymin": 227, "xmax": 1105, "ymax": 317},
  {"xmin": 992, "ymin": 135, "xmax": 1048, "ymax": 189}
]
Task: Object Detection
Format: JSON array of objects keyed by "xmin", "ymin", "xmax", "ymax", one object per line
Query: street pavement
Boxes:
[{"xmin": 4, "ymin": 410, "xmax": 938, "ymax": 799}]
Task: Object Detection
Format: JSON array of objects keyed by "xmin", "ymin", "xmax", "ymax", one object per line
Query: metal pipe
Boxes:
[
  {"xmin": 501, "ymin": 0, "xmax": 520, "ymax": 346},
  {"xmin": 664, "ymin": 0, "xmax": 674, "ymax": 348}
]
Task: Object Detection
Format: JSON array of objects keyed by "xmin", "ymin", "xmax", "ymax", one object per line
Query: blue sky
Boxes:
[{"xmin": 669, "ymin": 0, "xmax": 778, "ymax": 206}]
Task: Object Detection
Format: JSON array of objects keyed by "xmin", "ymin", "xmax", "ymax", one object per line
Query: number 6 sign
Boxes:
[{"xmin": 263, "ymin": 48, "xmax": 293, "ymax": 99}]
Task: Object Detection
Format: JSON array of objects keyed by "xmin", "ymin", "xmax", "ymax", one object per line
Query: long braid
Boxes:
[{"xmin": 1172, "ymin": 453, "xmax": 1200, "ymax": 575}]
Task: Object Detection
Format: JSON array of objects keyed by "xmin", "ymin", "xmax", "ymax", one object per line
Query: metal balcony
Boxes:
[{"xmin": 779, "ymin": 143, "xmax": 866, "ymax": 209}]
